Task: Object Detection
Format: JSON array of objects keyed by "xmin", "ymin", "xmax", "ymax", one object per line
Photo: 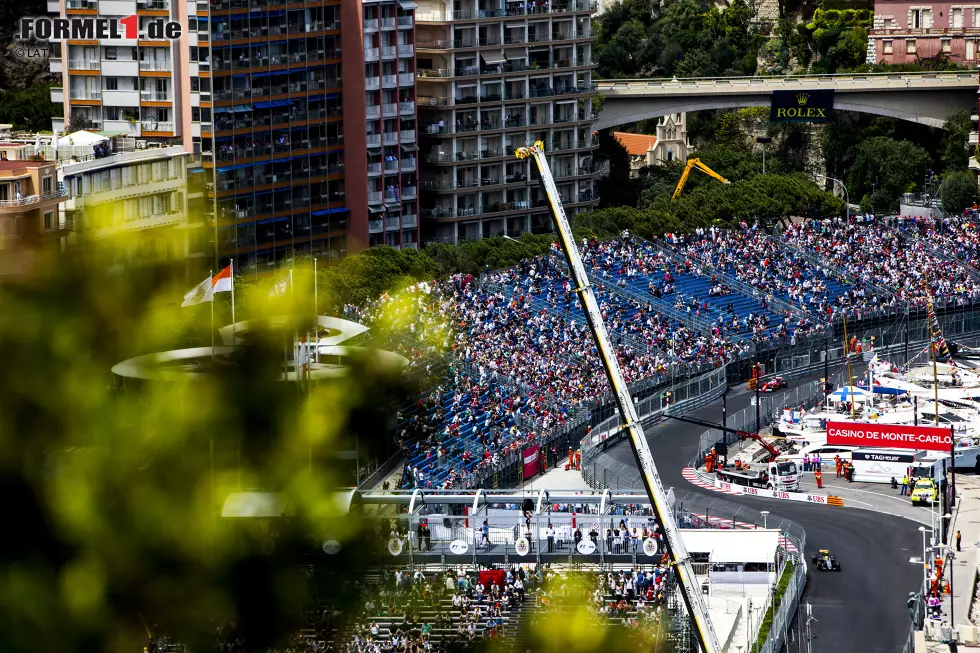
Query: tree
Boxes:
[
  {"xmin": 847, "ymin": 136, "xmax": 930, "ymax": 212},
  {"xmin": 0, "ymin": 83, "xmax": 58, "ymax": 132},
  {"xmin": 940, "ymin": 110, "xmax": 972, "ymax": 173},
  {"xmin": 940, "ymin": 171, "xmax": 978, "ymax": 214}
]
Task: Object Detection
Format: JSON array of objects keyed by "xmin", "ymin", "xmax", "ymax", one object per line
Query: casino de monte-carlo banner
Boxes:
[{"xmin": 770, "ymin": 90, "xmax": 835, "ymax": 124}]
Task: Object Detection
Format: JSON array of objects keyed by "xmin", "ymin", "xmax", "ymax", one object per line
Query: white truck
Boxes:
[{"xmin": 715, "ymin": 460, "xmax": 800, "ymax": 491}]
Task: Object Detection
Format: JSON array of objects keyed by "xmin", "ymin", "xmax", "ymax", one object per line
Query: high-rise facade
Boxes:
[
  {"xmin": 47, "ymin": 0, "xmax": 422, "ymax": 274},
  {"xmin": 415, "ymin": 0, "xmax": 598, "ymax": 243},
  {"xmin": 359, "ymin": 0, "xmax": 421, "ymax": 250}
]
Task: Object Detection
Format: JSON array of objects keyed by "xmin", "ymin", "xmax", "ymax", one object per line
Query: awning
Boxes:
[
  {"xmin": 233, "ymin": 105, "xmax": 251, "ymax": 113},
  {"xmin": 400, "ymin": 143, "xmax": 419, "ymax": 152},
  {"xmin": 213, "ymin": 107, "xmax": 232, "ymax": 114},
  {"xmin": 312, "ymin": 207, "xmax": 350, "ymax": 216},
  {"xmin": 369, "ymin": 205, "xmax": 385, "ymax": 214},
  {"xmin": 253, "ymin": 101, "xmax": 275, "ymax": 109},
  {"xmin": 398, "ymin": 0, "xmax": 418, "ymax": 8},
  {"xmin": 481, "ymin": 51, "xmax": 506, "ymax": 65}
]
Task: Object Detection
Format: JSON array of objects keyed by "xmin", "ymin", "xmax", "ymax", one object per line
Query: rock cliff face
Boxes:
[{"xmin": 0, "ymin": 2, "xmax": 58, "ymax": 92}]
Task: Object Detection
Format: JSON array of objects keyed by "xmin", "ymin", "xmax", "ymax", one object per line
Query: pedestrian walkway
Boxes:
[
  {"xmin": 522, "ymin": 464, "xmax": 592, "ymax": 491},
  {"xmin": 919, "ymin": 473, "xmax": 980, "ymax": 651}
]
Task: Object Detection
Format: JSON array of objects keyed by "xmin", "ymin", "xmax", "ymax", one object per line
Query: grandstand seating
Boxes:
[{"xmin": 379, "ymin": 218, "xmax": 980, "ymax": 489}]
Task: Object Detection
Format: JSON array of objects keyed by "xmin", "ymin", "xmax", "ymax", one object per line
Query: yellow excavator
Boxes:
[{"xmin": 671, "ymin": 158, "xmax": 730, "ymax": 199}]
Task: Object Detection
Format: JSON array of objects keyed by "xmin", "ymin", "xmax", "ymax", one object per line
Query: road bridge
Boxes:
[{"xmin": 596, "ymin": 72, "xmax": 977, "ymax": 129}]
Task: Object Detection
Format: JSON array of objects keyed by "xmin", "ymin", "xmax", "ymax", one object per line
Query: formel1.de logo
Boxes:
[{"xmin": 18, "ymin": 16, "xmax": 183, "ymax": 41}]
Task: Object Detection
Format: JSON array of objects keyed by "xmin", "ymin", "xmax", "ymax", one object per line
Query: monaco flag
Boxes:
[{"xmin": 182, "ymin": 265, "xmax": 233, "ymax": 307}]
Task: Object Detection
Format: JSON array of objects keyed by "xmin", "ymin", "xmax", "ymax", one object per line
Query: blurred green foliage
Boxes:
[{"xmin": 0, "ymin": 250, "xmax": 410, "ymax": 652}]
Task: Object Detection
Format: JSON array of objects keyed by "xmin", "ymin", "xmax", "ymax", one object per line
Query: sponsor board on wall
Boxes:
[{"xmin": 826, "ymin": 421, "xmax": 951, "ymax": 452}]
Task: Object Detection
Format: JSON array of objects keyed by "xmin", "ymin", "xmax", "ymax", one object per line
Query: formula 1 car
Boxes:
[
  {"xmin": 760, "ymin": 377, "xmax": 788, "ymax": 393},
  {"xmin": 812, "ymin": 549, "xmax": 842, "ymax": 571}
]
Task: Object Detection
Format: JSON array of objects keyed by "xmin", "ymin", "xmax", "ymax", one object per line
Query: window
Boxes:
[
  {"xmin": 192, "ymin": 106, "xmax": 201, "ymax": 122},
  {"xmin": 910, "ymin": 9, "xmax": 921, "ymax": 28},
  {"xmin": 43, "ymin": 211, "xmax": 54, "ymax": 231},
  {"xmin": 953, "ymin": 7, "xmax": 964, "ymax": 27},
  {"xmin": 883, "ymin": 39, "xmax": 893, "ymax": 54},
  {"xmin": 105, "ymin": 106, "xmax": 121, "ymax": 120},
  {"xmin": 42, "ymin": 175, "xmax": 52, "ymax": 194},
  {"xmin": 968, "ymin": 39, "xmax": 976, "ymax": 60},
  {"xmin": 189, "ymin": 46, "xmax": 198, "ymax": 62},
  {"xmin": 190, "ymin": 77, "xmax": 199, "ymax": 92},
  {"xmin": 924, "ymin": 9, "xmax": 934, "ymax": 27},
  {"xmin": 907, "ymin": 39, "xmax": 917, "ymax": 53},
  {"xmin": 942, "ymin": 37, "xmax": 951, "ymax": 52},
  {"xmin": 105, "ymin": 46, "xmax": 117, "ymax": 60},
  {"xmin": 104, "ymin": 76, "xmax": 118, "ymax": 90}
]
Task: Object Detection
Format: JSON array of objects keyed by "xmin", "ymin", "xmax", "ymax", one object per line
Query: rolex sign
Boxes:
[{"xmin": 770, "ymin": 89, "xmax": 834, "ymax": 123}]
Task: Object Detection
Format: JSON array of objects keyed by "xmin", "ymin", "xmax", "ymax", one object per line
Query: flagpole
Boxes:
[
  {"xmin": 230, "ymin": 259, "xmax": 236, "ymax": 344},
  {"xmin": 314, "ymin": 257, "xmax": 318, "ymax": 366},
  {"xmin": 210, "ymin": 269, "xmax": 215, "ymax": 366}
]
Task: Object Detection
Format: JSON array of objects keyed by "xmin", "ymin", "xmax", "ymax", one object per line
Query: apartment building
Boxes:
[
  {"xmin": 360, "ymin": 0, "xmax": 422, "ymax": 250},
  {"xmin": 868, "ymin": 1, "xmax": 980, "ymax": 64},
  {"xmin": 60, "ymin": 145, "xmax": 206, "ymax": 267},
  {"xmin": 49, "ymin": 0, "xmax": 189, "ymax": 144},
  {"xmin": 415, "ymin": 0, "xmax": 598, "ymax": 243},
  {"xmin": 47, "ymin": 0, "xmax": 422, "ymax": 273},
  {"xmin": 0, "ymin": 159, "xmax": 68, "ymax": 277}
]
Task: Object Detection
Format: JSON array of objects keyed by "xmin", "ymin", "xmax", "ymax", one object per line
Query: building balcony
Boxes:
[
  {"xmin": 137, "ymin": 0, "xmax": 170, "ymax": 9},
  {"xmin": 368, "ymin": 162, "xmax": 382, "ymax": 175},
  {"xmin": 140, "ymin": 90, "xmax": 172, "ymax": 102},
  {"xmin": 402, "ymin": 185, "xmax": 417, "ymax": 199},
  {"xmin": 398, "ymin": 44, "xmax": 414, "ymax": 58},
  {"xmin": 401, "ymin": 156, "xmax": 417, "ymax": 171},
  {"xmin": 416, "ymin": 39, "xmax": 450, "ymax": 49},
  {"xmin": 382, "ymin": 74, "xmax": 398, "ymax": 87},
  {"xmin": 384, "ymin": 161, "xmax": 399, "ymax": 173},
  {"xmin": 69, "ymin": 59, "xmax": 100, "ymax": 71},
  {"xmin": 366, "ymin": 76, "xmax": 381, "ymax": 90},
  {"xmin": 400, "ymin": 100, "xmax": 415, "ymax": 115},
  {"xmin": 139, "ymin": 60, "xmax": 172, "ymax": 71},
  {"xmin": 402, "ymin": 213, "xmax": 417, "ymax": 228},
  {"xmin": 398, "ymin": 15, "xmax": 414, "ymax": 28},
  {"xmin": 381, "ymin": 46, "xmax": 397, "ymax": 59},
  {"xmin": 381, "ymin": 17, "xmax": 396, "ymax": 29},
  {"xmin": 368, "ymin": 190, "xmax": 383, "ymax": 203},
  {"xmin": 66, "ymin": 0, "xmax": 97, "ymax": 8},
  {"xmin": 364, "ymin": 47, "xmax": 380, "ymax": 62},
  {"xmin": 369, "ymin": 218, "xmax": 383, "ymax": 233},
  {"xmin": 384, "ymin": 191, "xmax": 399, "ymax": 203},
  {"xmin": 364, "ymin": 18, "xmax": 379, "ymax": 32},
  {"xmin": 383, "ymin": 132, "xmax": 399, "ymax": 145},
  {"xmin": 70, "ymin": 88, "xmax": 101, "ymax": 100},
  {"xmin": 367, "ymin": 104, "xmax": 381, "ymax": 119},
  {"xmin": 383, "ymin": 102, "xmax": 399, "ymax": 117},
  {"xmin": 418, "ymin": 68, "xmax": 451, "ymax": 79},
  {"xmin": 385, "ymin": 216, "xmax": 400, "ymax": 229},
  {"xmin": 0, "ymin": 185, "xmax": 68, "ymax": 209},
  {"xmin": 400, "ymin": 130, "xmax": 416, "ymax": 142},
  {"xmin": 399, "ymin": 72, "xmax": 415, "ymax": 86},
  {"xmin": 141, "ymin": 120, "xmax": 174, "ymax": 132},
  {"xmin": 367, "ymin": 134, "xmax": 382, "ymax": 145}
]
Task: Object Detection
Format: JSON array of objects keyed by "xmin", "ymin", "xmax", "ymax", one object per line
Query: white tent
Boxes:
[
  {"xmin": 679, "ymin": 529, "xmax": 780, "ymax": 564},
  {"xmin": 57, "ymin": 130, "xmax": 108, "ymax": 147}
]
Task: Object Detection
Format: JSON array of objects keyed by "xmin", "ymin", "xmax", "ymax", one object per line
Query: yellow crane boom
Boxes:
[{"xmin": 672, "ymin": 158, "xmax": 731, "ymax": 199}]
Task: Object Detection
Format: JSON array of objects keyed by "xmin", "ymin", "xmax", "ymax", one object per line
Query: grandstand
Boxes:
[{"xmin": 375, "ymin": 216, "xmax": 980, "ymax": 491}]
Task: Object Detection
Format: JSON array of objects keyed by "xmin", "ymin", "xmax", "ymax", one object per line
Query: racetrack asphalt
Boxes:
[{"xmin": 605, "ymin": 371, "xmax": 924, "ymax": 653}]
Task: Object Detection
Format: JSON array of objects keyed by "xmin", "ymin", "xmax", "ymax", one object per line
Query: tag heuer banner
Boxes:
[{"xmin": 770, "ymin": 89, "xmax": 835, "ymax": 123}]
